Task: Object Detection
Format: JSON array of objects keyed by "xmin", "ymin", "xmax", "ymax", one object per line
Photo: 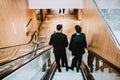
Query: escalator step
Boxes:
[{"xmin": 52, "ymin": 68, "xmax": 83, "ymax": 80}]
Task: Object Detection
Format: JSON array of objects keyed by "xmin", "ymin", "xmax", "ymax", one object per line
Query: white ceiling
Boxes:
[{"xmin": 28, "ymin": 0, "xmax": 83, "ymax": 9}]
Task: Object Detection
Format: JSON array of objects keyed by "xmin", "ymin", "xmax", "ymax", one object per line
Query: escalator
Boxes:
[
  {"xmin": 0, "ymin": 46, "xmax": 94, "ymax": 80},
  {"xmin": 52, "ymin": 67, "xmax": 84, "ymax": 80},
  {"xmin": 0, "ymin": 29, "xmax": 90, "ymax": 80},
  {"xmin": 1, "ymin": 0, "xmax": 120, "ymax": 79},
  {"xmin": 45, "ymin": 65, "xmax": 87, "ymax": 80},
  {"xmin": 41, "ymin": 50, "xmax": 94, "ymax": 80},
  {"xmin": 0, "ymin": 31, "xmax": 47, "ymax": 65},
  {"xmin": 0, "ymin": 31, "xmax": 52, "ymax": 80},
  {"xmin": 0, "ymin": 46, "xmax": 53, "ymax": 80},
  {"xmin": 1, "ymin": 45, "xmax": 119, "ymax": 80},
  {"xmin": 41, "ymin": 60, "xmax": 95, "ymax": 80}
]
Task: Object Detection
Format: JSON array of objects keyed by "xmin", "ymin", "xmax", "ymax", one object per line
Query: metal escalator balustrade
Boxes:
[
  {"xmin": 0, "ymin": 31, "xmax": 38, "ymax": 64},
  {"xmin": 0, "ymin": 46, "xmax": 54, "ymax": 80},
  {"xmin": 82, "ymin": 50, "xmax": 120, "ymax": 80},
  {"xmin": 41, "ymin": 50, "xmax": 94, "ymax": 80},
  {"xmin": 0, "ymin": 44, "xmax": 49, "ymax": 77},
  {"xmin": 0, "ymin": 35, "xmax": 48, "ymax": 77}
]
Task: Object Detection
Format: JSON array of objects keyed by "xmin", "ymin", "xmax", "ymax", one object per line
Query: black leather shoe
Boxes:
[
  {"xmin": 62, "ymin": 65, "xmax": 65, "ymax": 67},
  {"xmin": 69, "ymin": 67, "xmax": 74, "ymax": 71},
  {"xmin": 76, "ymin": 68, "xmax": 79, "ymax": 72},
  {"xmin": 66, "ymin": 68, "xmax": 69, "ymax": 71},
  {"xmin": 58, "ymin": 69, "xmax": 62, "ymax": 72}
]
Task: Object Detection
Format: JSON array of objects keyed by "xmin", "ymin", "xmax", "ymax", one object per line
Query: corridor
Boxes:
[{"xmin": 39, "ymin": 9, "xmax": 80, "ymax": 39}]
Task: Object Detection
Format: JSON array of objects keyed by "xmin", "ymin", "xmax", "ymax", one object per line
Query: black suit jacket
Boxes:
[
  {"xmin": 69, "ymin": 33, "xmax": 87, "ymax": 55},
  {"xmin": 49, "ymin": 32, "xmax": 68, "ymax": 54}
]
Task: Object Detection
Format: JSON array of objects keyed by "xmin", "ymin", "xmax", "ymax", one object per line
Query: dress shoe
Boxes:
[
  {"xmin": 76, "ymin": 68, "xmax": 79, "ymax": 72},
  {"xmin": 58, "ymin": 69, "xmax": 62, "ymax": 72},
  {"xmin": 66, "ymin": 68, "xmax": 69, "ymax": 71},
  {"xmin": 69, "ymin": 67, "xmax": 74, "ymax": 71},
  {"xmin": 62, "ymin": 65, "xmax": 65, "ymax": 67}
]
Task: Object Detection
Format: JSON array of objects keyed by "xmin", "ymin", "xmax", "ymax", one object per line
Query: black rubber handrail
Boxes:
[
  {"xmin": 0, "ymin": 31, "xmax": 38, "ymax": 49},
  {"xmin": 81, "ymin": 61, "xmax": 95, "ymax": 80},
  {"xmin": 26, "ymin": 18, "xmax": 32, "ymax": 28},
  {"xmin": 0, "ymin": 45, "xmax": 49, "ymax": 66},
  {"xmin": 0, "ymin": 46, "xmax": 52, "ymax": 79},
  {"xmin": 41, "ymin": 61, "xmax": 56, "ymax": 80},
  {"xmin": 93, "ymin": 0, "xmax": 120, "ymax": 50}
]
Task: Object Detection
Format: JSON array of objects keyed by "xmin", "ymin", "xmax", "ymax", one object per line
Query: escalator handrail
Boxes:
[
  {"xmin": 81, "ymin": 61, "xmax": 95, "ymax": 80},
  {"xmin": 0, "ymin": 31, "xmax": 38, "ymax": 49},
  {"xmin": 41, "ymin": 61, "xmax": 56, "ymax": 80},
  {"xmin": 0, "ymin": 46, "xmax": 52, "ymax": 79},
  {"xmin": 93, "ymin": 0, "xmax": 120, "ymax": 51},
  {"xmin": 0, "ymin": 45, "xmax": 49, "ymax": 66}
]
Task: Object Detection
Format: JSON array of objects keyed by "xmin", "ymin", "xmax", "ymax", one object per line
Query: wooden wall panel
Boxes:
[
  {"xmin": 82, "ymin": 0, "xmax": 120, "ymax": 68},
  {"xmin": 77, "ymin": 9, "xmax": 82, "ymax": 20},
  {"xmin": 0, "ymin": 0, "xmax": 37, "ymax": 48},
  {"xmin": 41, "ymin": 9, "xmax": 47, "ymax": 21}
]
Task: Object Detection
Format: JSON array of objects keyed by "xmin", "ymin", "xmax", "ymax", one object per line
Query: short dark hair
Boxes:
[
  {"xmin": 75, "ymin": 25, "xmax": 81, "ymax": 33},
  {"xmin": 57, "ymin": 24, "xmax": 62, "ymax": 31}
]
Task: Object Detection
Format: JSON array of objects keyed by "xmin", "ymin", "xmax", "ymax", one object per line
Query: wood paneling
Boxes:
[
  {"xmin": 0, "ymin": 0, "xmax": 38, "ymax": 48},
  {"xmin": 82, "ymin": 0, "xmax": 120, "ymax": 68},
  {"xmin": 77, "ymin": 9, "xmax": 82, "ymax": 20},
  {"xmin": 41, "ymin": 9, "xmax": 47, "ymax": 21}
]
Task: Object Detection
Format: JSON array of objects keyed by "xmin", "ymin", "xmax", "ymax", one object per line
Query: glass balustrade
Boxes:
[{"xmin": 2, "ymin": 47, "xmax": 54, "ymax": 80}]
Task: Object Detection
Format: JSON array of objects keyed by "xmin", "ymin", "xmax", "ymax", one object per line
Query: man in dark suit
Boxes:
[
  {"xmin": 69, "ymin": 25, "xmax": 87, "ymax": 72},
  {"xmin": 49, "ymin": 24, "xmax": 69, "ymax": 72},
  {"xmin": 59, "ymin": 8, "xmax": 65, "ymax": 14}
]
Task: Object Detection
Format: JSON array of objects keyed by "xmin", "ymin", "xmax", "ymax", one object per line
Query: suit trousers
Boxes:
[
  {"xmin": 54, "ymin": 53, "xmax": 68, "ymax": 71},
  {"xmin": 71, "ymin": 53, "xmax": 83, "ymax": 71}
]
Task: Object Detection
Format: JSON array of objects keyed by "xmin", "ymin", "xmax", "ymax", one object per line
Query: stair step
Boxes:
[{"xmin": 52, "ymin": 68, "xmax": 83, "ymax": 80}]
